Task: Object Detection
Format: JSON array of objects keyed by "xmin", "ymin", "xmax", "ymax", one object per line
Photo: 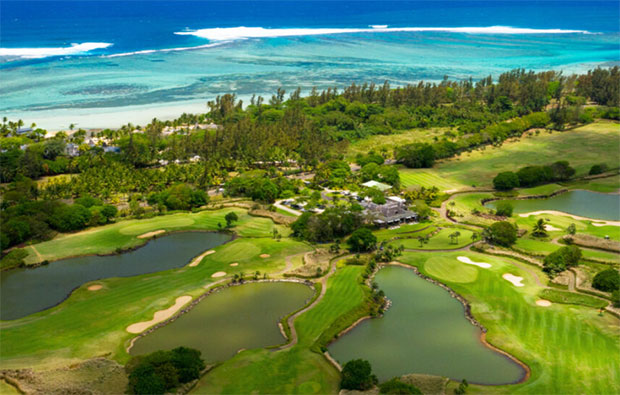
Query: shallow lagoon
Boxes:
[
  {"xmin": 0, "ymin": 232, "xmax": 230, "ymax": 321},
  {"xmin": 130, "ymin": 281, "xmax": 313, "ymax": 362},
  {"xmin": 485, "ymin": 190, "xmax": 620, "ymax": 221},
  {"xmin": 328, "ymin": 265, "xmax": 525, "ymax": 384}
]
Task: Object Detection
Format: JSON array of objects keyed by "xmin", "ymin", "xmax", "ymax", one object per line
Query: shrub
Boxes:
[
  {"xmin": 493, "ymin": 172, "xmax": 520, "ymax": 191},
  {"xmin": 379, "ymin": 378, "xmax": 421, "ymax": 394},
  {"xmin": 341, "ymin": 359, "xmax": 378, "ymax": 391},
  {"xmin": 126, "ymin": 347, "xmax": 205, "ymax": 394},
  {"xmin": 396, "ymin": 143, "xmax": 435, "ymax": 169},
  {"xmin": 494, "ymin": 201, "xmax": 513, "ymax": 217},
  {"xmin": 589, "ymin": 163, "xmax": 608, "ymax": 175},
  {"xmin": 543, "ymin": 245, "xmax": 582, "ymax": 277},
  {"xmin": 592, "ymin": 269, "xmax": 620, "ymax": 292},
  {"xmin": 484, "ymin": 221, "xmax": 517, "ymax": 247}
]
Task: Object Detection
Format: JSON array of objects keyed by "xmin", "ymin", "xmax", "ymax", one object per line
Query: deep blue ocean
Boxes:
[{"xmin": 1, "ymin": 1, "xmax": 619, "ymax": 129}]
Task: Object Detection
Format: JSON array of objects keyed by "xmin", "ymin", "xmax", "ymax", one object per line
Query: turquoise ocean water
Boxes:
[{"xmin": 1, "ymin": 1, "xmax": 619, "ymax": 129}]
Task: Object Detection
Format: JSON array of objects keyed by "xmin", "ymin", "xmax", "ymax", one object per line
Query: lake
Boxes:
[
  {"xmin": 485, "ymin": 190, "xmax": 620, "ymax": 221},
  {"xmin": 328, "ymin": 265, "xmax": 525, "ymax": 384},
  {"xmin": 129, "ymin": 281, "xmax": 313, "ymax": 362},
  {"xmin": 0, "ymin": 231, "xmax": 231, "ymax": 321}
]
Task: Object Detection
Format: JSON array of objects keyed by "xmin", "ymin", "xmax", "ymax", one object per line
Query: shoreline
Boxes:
[
  {"xmin": 125, "ymin": 277, "xmax": 315, "ymax": 353},
  {"xmin": 324, "ymin": 261, "xmax": 531, "ymax": 386}
]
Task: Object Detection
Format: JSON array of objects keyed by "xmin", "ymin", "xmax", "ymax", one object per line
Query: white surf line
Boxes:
[
  {"xmin": 174, "ymin": 26, "xmax": 593, "ymax": 41},
  {"xmin": 503, "ymin": 273, "xmax": 525, "ymax": 287},
  {"xmin": 0, "ymin": 42, "xmax": 113, "ymax": 59},
  {"xmin": 457, "ymin": 256, "xmax": 492, "ymax": 268}
]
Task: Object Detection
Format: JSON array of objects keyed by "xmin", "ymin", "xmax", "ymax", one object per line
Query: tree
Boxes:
[
  {"xmin": 454, "ymin": 379, "xmax": 469, "ymax": 395},
  {"xmin": 126, "ymin": 347, "xmax": 205, "ymax": 394},
  {"xmin": 225, "ymin": 211, "xmax": 239, "ymax": 228},
  {"xmin": 532, "ymin": 219, "xmax": 548, "ymax": 237},
  {"xmin": 495, "ymin": 201, "xmax": 513, "ymax": 217},
  {"xmin": 449, "ymin": 231, "xmax": 461, "ymax": 245},
  {"xmin": 592, "ymin": 269, "xmax": 620, "ymax": 292},
  {"xmin": 589, "ymin": 163, "xmax": 608, "ymax": 175},
  {"xmin": 396, "ymin": 143, "xmax": 435, "ymax": 169},
  {"xmin": 493, "ymin": 172, "xmax": 520, "ymax": 191},
  {"xmin": 340, "ymin": 359, "xmax": 378, "ymax": 391},
  {"xmin": 543, "ymin": 245, "xmax": 582, "ymax": 277},
  {"xmin": 566, "ymin": 223, "xmax": 576, "ymax": 235},
  {"xmin": 379, "ymin": 378, "xmax": 421, "ymax": 394},
  {"xmin": 347, "ymin": 228, "xmax": 377, "ymax": 252},
  {"xmin": 484, "ymin": 221, "xmax": 517, "ymax": 247}
]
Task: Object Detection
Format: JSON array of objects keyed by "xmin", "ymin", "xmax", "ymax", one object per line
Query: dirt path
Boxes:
[
  {"xmin": 278, "ymin": 255, "xmax": 342, "ymax": 350},
  {"xmin": 29, "ymin": 245, "xmax": 43, "ymax": 262},
  {"xmin": 274, "ymin": 251, "xmax": 307, "ymax": 276},
  {"xmin": 274, "ymin": 200, "xmax": 302, "ymax": 217}
]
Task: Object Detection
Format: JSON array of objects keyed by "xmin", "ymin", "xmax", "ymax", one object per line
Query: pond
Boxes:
[
  {"xmin": 485, "ymin": 190, "xmax": 620, "ymax": 221},
  {"xmin": 328, "ymin": 265, "xmax": 526, "ymax": 385},
  {"xmin": 0, "ymin": 232, "xmax": 231, "ymax": 321},
  {"xmin": 129, "ymin": 281, "xmax": 313, "ymax": 362}
]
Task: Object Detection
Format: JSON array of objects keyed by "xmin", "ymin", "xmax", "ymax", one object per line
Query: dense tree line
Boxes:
[
  {"xmin": 291, "ymin": 206, "xmax": 364, "ymax": 243},
  {"xmin": 493, "ymin": 161, "xmax": 576, "ymax": 190},
  {"xmin": 0, "ymin": 177, "xmax": 117, "ymax": 250}
]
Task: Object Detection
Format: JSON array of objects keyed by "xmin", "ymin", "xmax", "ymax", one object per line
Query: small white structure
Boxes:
[{"xmin": 361, "ymin": 180, "xmax": 391, "ymax": 191}]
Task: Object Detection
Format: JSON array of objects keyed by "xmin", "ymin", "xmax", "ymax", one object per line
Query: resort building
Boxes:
[{"xmin": 361, "ymin": 196, "xmax": 417, "ymax": 227}]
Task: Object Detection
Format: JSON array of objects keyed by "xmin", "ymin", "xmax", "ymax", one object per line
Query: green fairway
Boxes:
[
  {"xmin": 424, "ymin": 256, "xmax": 479, "ymax": 283},
  {"xmin": 193, "ymin": 264, "xmax": 370, "ymax": 393},
  {"xmin": 0, "ymin": 210, "xmax": 312, "ymax": 370},
  {"xmin": 392, "ymin": 227, "xmax": 474, "ymax": 250},
  {"xmin": 21, "ymin": 208, "xmax": 286, "ymax": 265},
  {"xmin": 397, "ymin": 251, "xmax": 620, "ymax": 395},
  {"xmin": 398, "ymin": 121, "xmax": 620, "ymax": 190}
]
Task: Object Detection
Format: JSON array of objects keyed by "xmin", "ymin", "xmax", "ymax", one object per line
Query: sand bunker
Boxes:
[
  {"xmin": 260, "ymin": 254, "xmax": 271, "ymax": 258},
  {"xmin": 230, "ymin": 262, "xmax": 239, "ymax": 267},
  {"xmin": 188, "ymin": 250, "xmax": 215, "ymax": 267},
  {"xmin": 137, "ymin": 230, "xmax": 165, "ymax": 239},
  {"xmin": 519, "ymin": 211, "xmax": 620, "ymax": 227},
  {"xmin": 544, "ymin": 224, "xmax": 561, "ymax": 232},
  {"xmin": 536, "ymin": 299, "xmax": 552, "ymax": 307},
  {"xmin": 126, "ymin": 295, "xmax": 192, "ymax": 334},
  {"xmin": 503, "ymin": 273, "xmax": 525, "ymax": 287},
  {"xmin": 87, "ymin": 284, "xmax": 102, "ymax": 291},
  {"xmin": 211, "ymin": 271, "xmax": 227, "ymax": 278},
  {"xmin": 457, "ymin": 256, "xmax": 492, "ymax": 268}
]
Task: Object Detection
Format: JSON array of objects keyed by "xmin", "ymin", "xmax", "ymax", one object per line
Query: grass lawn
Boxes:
[
  {"xmin": 345, "ymin": 127, "xmax": 450, "ymax": 160},
  {"xmin": 21, "ymin": 208, "xmax": 287, "ymax": 265},
  {"xmin": 398, "ymin": 121, "xmax": 620, "ymax": 190},
  {"xmin": 392, "ymin": 227, "xmax": 474, "ymax": 250},
  {"xmin": 0, "ymin": 212, "xmax": 312, "ymax": 370},
  {"xmin": 397, "ymin": 251, "xmax": 620, "ymax": 394},
  {"xmin": 193, "ymin": 265, "xmax": 370, "ymax": 393},
  {"xmin": 566, "ymin": 174, "xmax": 620, "ymax": 193},
  {"xmin": 373, "ymin": 222, "xmax": 432, "ymax": 242},
  {"xmin": 539, "ymin": 289, "xmax": 607, "ymax": 309}
]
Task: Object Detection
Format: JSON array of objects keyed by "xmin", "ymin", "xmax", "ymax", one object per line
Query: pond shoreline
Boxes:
[
  {"xmin": 17, "ymin": 229, "xmax": 235, "ymax": 270},
  {"xmin": 0, "ymin": 231, "xmax": 233, "ymax": 322},
  {"xmin": 325, "ymin": 261, "xmax": 531, "ymax": 386},
  {"xmin": 125, "ymin": 278, "xmax": 315, "ymax": 353}
]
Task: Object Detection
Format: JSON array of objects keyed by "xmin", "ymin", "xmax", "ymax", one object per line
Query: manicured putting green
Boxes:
[
  {"xmin": 424, "ymin": 256, "xmax": 478, "ymax": 283},
  {"xmin": 211, "ymin": 241, "xmax": 261, "ymax": 262}
]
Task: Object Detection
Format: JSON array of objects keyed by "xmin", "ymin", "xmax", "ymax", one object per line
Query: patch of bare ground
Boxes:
[
  {"xmin": 249, "ymin": 208, "xmax": 296, "ymax": 225},
  {"xmin": 551, "ymin": 271, "xmax": 572, "ymax": 287},
  {"xmin": 287, "ymin": 249, "xmax": 334, "ymax": 277},
  {"xmin": 573, "ymin": 268, "xmax": 612, "ymax": 298},
  {"xmin": 137, "ymin": 230, "xmax": 165, "ymax": 239},
  {"xmin": 570, "ymin": 234, "xmax": 620, "ymax": 253},
  {"xmin": 0, "ymin": 358, "xmax": 127, "ymax": 394}
]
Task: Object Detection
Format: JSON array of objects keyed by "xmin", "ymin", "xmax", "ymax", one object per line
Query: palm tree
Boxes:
[{"xmin": 532, "ymin": 219, "xmax": 548, "ymax": 237}]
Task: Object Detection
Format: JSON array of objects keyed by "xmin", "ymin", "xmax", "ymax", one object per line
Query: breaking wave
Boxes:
[
  {"xmin": 174, "ymin": 25, "xmax": 593, "ymax": 41},
  {"xmin": 0, "ymin": 42, "xmax": 113, "ymax": 59}
]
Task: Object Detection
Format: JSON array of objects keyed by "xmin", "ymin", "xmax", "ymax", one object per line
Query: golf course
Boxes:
[{"xmin": 1, "ymin": 69, "xmax": 619, "ymax": 394}]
